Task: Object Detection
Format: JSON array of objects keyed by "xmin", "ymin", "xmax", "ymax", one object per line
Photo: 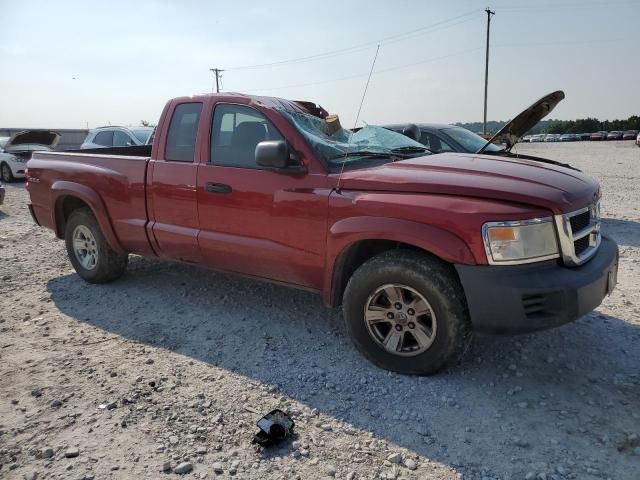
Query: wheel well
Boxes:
[
  {"xmin": 331, "ymin": 240, "xmax": 431, "ymax": 307},
  {"xmin": 56, "ymin": 196, "xmax": 90, "ymax": 237}
]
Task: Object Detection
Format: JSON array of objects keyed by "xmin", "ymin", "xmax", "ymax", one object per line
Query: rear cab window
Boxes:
[{"xmin": 165, "ymin": 103, "xmax": 203, "ymax": 162}]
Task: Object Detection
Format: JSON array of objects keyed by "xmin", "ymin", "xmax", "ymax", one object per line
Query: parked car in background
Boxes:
[
  {"xmin": 530, "ymin": 134, "xmax": 545, "ymax": 142},
  {"xmin": 637, "ymin": 132, "xmax": 640, "ymax": 146},
  {"xmin": 381, "ymin": 123, "xmax": 504, "ymax": 154},
  {"xmin": 579, "ymin": 133, "xmax": 591, "ymax": 141},
  {"xmin": 560, "ymin": 133, "xmax": 577, "ymax": 142},
  {"xmin": 591, "ymin": 131, "xmax": 608, "ymax": 141},
  {"xmin": 80, "ymin": 126, "xmax": 154, "ymax": 149},
  {"xmin": 0, "ymin": 130, "xmax": 60, "ymax": 182},
  {"xmin": 622, "ymin": 130, "xmax": 638, "ymax": 140},
  {"xmin": 521, "ymin": 135, "xmax": 532, "ymax": 142},
  {"xmin": 544, "ymin": 134, "xmax": 559, "ymax": 142},
  {"xmin": 607, "ymin": 131, "xmax": 624, "ymax": 140}
]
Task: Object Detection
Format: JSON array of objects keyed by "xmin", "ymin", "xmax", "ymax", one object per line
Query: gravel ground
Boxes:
[{"xmin": 1, "ymin": 141, "xmax": 639, "ymax": 480}]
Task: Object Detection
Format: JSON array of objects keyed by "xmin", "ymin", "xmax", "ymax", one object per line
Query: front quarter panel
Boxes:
[{"xmin": 324, "ymin": 190, "xmax": 552, "ymax": 303}]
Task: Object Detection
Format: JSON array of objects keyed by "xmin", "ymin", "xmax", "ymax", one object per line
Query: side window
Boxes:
[
  {"xmin": 210, "ymin": 104, "xmax": 284, "ymax": 168},
  {"xmin": 421, "ymin": 132, "xmax": 453, "ymax": 153},
  {"xmin": 419, "ymin": 131, "xmax": 431, "ymax": 149},
  {"xmin": 94, "ymin": 131, "xmax": 113, "ymax": 147},
  {"xmin": 113, "ymin": 130, "xmax": 134, "ymax": 147},
  {"xmin": 165, "ymin": 103, "xmax": 203, "ymax": 162}
]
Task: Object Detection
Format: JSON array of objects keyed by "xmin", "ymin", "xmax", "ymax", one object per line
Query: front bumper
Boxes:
[{"xmin": 455, "ymin": 236, "xmax": 619, "ymax": 334}]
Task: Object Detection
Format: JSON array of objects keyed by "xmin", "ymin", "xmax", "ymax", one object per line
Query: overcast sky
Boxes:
[{"xmin": 0, "ymin": 0, "xmax": 638, "ymax": 129}]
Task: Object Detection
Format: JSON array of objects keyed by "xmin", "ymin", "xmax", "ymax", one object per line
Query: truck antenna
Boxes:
[{"xmin": 336, "ymin": 44, "xmax": 380, "ymax": 193}]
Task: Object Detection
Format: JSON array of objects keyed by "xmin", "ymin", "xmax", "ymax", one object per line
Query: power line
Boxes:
[
  {"xmin": 225, "ymin": 9, "xmax": 482, "ymax": 71},
  {"xmin": 497, "ymin": 0, "xmax": 638, "ymax": 10},
  {"xmin": 237, "ymin": 46, "xmax": 483, "ymax": 94}
]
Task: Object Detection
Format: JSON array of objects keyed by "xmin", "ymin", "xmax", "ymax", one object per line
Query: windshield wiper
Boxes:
[
  {"xmin": 329, "ymin": 151, "xmax": 392, "ymax": 160},
  {"xmin": 390, "ymin": 146, "xmax": 427, "ymax": 154}
]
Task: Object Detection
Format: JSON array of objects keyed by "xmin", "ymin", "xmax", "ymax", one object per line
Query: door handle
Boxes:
[{"xmin": 205, "ymin": 182, "xmax": 232, "ymax": 194}]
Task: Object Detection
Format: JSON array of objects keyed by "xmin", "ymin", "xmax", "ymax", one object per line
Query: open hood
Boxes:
[
  {"xmin": 477, "ymin": 90, "xmax": 565, "ymax": 153},
  {"xmin": 4, "ymin": 130, "xmax": 60, "ymax": 152}
]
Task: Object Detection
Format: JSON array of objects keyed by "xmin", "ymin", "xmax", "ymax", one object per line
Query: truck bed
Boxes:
[{"xmin": 27, "ymin": 150, "xmax": 154, "ymax": 256}]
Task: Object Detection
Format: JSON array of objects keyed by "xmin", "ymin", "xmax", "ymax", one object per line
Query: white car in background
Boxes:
[
  {"xmin": 0, "ymin": 130, "xmax": 60, "ymax": 182},
  {"xmin": 80, "ymin": 126, "xmax": 154, "ymax": 149}
]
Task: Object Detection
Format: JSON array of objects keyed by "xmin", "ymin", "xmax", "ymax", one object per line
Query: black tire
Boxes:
[
  {"xmin": 64, "ymin": 207, "xmax": 128, "ymax": 283},
  {"xmin": 343, "ymin": 250, "xmax": 471, "ymax": 375},
  {"xmin": 1, "ymin": 162, "xmax": 15, "ymax": 183}
]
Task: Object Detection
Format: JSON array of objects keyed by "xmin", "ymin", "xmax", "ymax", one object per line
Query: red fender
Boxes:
[
  {"xmin": 51, "ymin": 180, "xmax": 125, "ymax": 253},
  {"xmin": 323, "ymin": 216, "xmax": 476, "ymax": 305}
]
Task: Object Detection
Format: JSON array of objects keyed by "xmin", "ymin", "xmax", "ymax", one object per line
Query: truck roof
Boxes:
[{"xmin": 169, "ymin": 92, "xmax": 328, "ymax": 118}]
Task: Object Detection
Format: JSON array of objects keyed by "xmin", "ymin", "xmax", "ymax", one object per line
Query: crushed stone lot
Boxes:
[{"xmin": 0, "ymin": 141, "xmax": 639, "ymax": 480}]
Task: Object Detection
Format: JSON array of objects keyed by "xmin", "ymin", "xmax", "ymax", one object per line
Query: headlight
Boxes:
[{"xmin": 482, "ymin": 218, "xmax": 559, "ymax": 265}]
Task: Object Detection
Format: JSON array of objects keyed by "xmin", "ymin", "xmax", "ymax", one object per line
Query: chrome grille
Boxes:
[
  {"xmin": 554, "ymin": 202, "xmax": 601, "ymax": 266},
  {"xmin": 569, "ymin": 211, "xmax": 590, "ymax": 233}
]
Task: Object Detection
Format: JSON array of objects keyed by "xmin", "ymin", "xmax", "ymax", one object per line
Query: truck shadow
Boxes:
[
  {"xmin": 601, "ymin": 217, "xmax": 640, "ymax": 247},
  {"xmin": 46, "ymin": 257, "xmax": 640, "ymax": 478}
]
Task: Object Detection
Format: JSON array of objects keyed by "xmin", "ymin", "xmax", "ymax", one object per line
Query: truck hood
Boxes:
[
  {"xmin": 337, "ymin": 152, "xmax": 598, "ymax": 214},
  {"xmin": 4, "ymin": 130, "xmax": 60, "ymax": 152},
  {"xmin": 479, "ymin": 90, "xmax": 565, "ymax": 153}
]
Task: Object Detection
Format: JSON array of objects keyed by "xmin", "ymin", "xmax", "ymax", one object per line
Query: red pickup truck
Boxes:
[{"xmin": 26, "ymin": 93, "xmax": 618, "ymax": 375}]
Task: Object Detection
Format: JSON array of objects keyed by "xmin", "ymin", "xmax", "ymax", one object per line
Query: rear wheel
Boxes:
[
  {"xmin": 64, "ymin": 208, "xmax": 128, "ymax": 283},
  {"xmin": 343, "ymin": 250, "xmax": 471, "ymax": 375},
  {"xmin": 1, "ymin": 162, "xmax": 14, "ymax": 183}
]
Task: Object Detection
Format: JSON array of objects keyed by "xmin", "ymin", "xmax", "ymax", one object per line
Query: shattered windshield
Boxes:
[{"xmin": 283, "ymin": 111, "xmax": 428, "ymax": 170}]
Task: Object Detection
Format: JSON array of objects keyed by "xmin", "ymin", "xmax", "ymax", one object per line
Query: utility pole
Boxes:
[
  {"xmin": 209, "ymin": 68, "xmax": 223, "ymax": 93},
  {"xmin": 483, "ymin": 7, "xmax": 495, "ymax": 136}
]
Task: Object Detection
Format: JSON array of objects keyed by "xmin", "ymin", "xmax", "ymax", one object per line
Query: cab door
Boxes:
[
  {"xmin": 147, "ymin": 102, "xmax": 204, "ymax": 262},
  {"xmin": 196, "ymin": 102, "xmax": 328, "ymax": 288}
]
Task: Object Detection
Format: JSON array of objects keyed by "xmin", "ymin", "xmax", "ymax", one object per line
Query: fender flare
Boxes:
[
  {"xmin": 324, "ymin": 216, "xmax": 476, "ymax": 305},
  {"xmin": 51, "ymin": 180, "xmax": 124, "ymax": 253}
]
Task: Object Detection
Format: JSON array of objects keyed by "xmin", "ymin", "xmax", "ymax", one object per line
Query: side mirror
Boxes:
[{"xmin": 256, "ymin": 140, "xmax": 304, "ymax": 172}]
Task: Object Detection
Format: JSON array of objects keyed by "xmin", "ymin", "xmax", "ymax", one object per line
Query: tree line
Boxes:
[{"xmin": 456, "ymin": 115, "xmax": 640, "ymax": 135}]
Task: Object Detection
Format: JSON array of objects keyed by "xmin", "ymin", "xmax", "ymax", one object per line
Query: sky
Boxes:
[{"xmin": 0, "ymin": 0, "xmax": 639, "ymax": 129}]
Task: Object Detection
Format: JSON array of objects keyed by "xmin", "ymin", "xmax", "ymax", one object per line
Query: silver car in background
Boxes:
[
  {"xmin": 1, "ymin": 130, "xmax": 60, "ymax": 182},
  {"xmin": 80, "ymin": 126, "xmax": 154, "ymax": 149}
]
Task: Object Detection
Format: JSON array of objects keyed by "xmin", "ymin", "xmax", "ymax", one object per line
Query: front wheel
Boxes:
[
  {"xmin": 343, "ymin": 250, "xmax": 471, "ymax": 375},
  {"xmin": 1, "ymin": 162, "xmax": 15, "ymax": 183},
  {"xmin": 64, "ymin": 208, "xmax": 128, "ymax": 283}
]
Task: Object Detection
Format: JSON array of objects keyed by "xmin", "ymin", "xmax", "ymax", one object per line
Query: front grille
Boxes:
[
  {"xmin": 569, "ymin": 211, "xmax": 590, "ymax": 233},
  {"xmin": 557, "ymin": 201, "xmax": 601, "ymax": 266},
  {"xmin": 573, "ymin": 235, "xmax": 590, "ymax": 256}
]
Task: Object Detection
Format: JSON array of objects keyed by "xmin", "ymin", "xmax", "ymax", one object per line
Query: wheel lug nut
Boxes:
[
  {"xmin": 394, "ymin": 303, "xmax": 402, "ymax": 310},
  {"xmin": 386, "ymin": 312, "xmax": 394, "ymax": 319},
  {"xmin": 407, "ymin": 308, "xmax": 415, "ymax": 316},
  {"xmin": 395, "ymin": 324, "xmax": 403, "ymax": 331},
  {"xmin": 408, "ymin": 322, "xmax": 415, "ymax": 329}
]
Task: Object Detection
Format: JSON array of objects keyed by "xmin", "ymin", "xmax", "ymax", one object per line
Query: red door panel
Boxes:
[
  {"xmin": 196, "ymin": 165, "xmax": 329, "ymax": 289},
  {"xmin": 148, "ymin": 161, "xmax": 200, "ymax": 262}
]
